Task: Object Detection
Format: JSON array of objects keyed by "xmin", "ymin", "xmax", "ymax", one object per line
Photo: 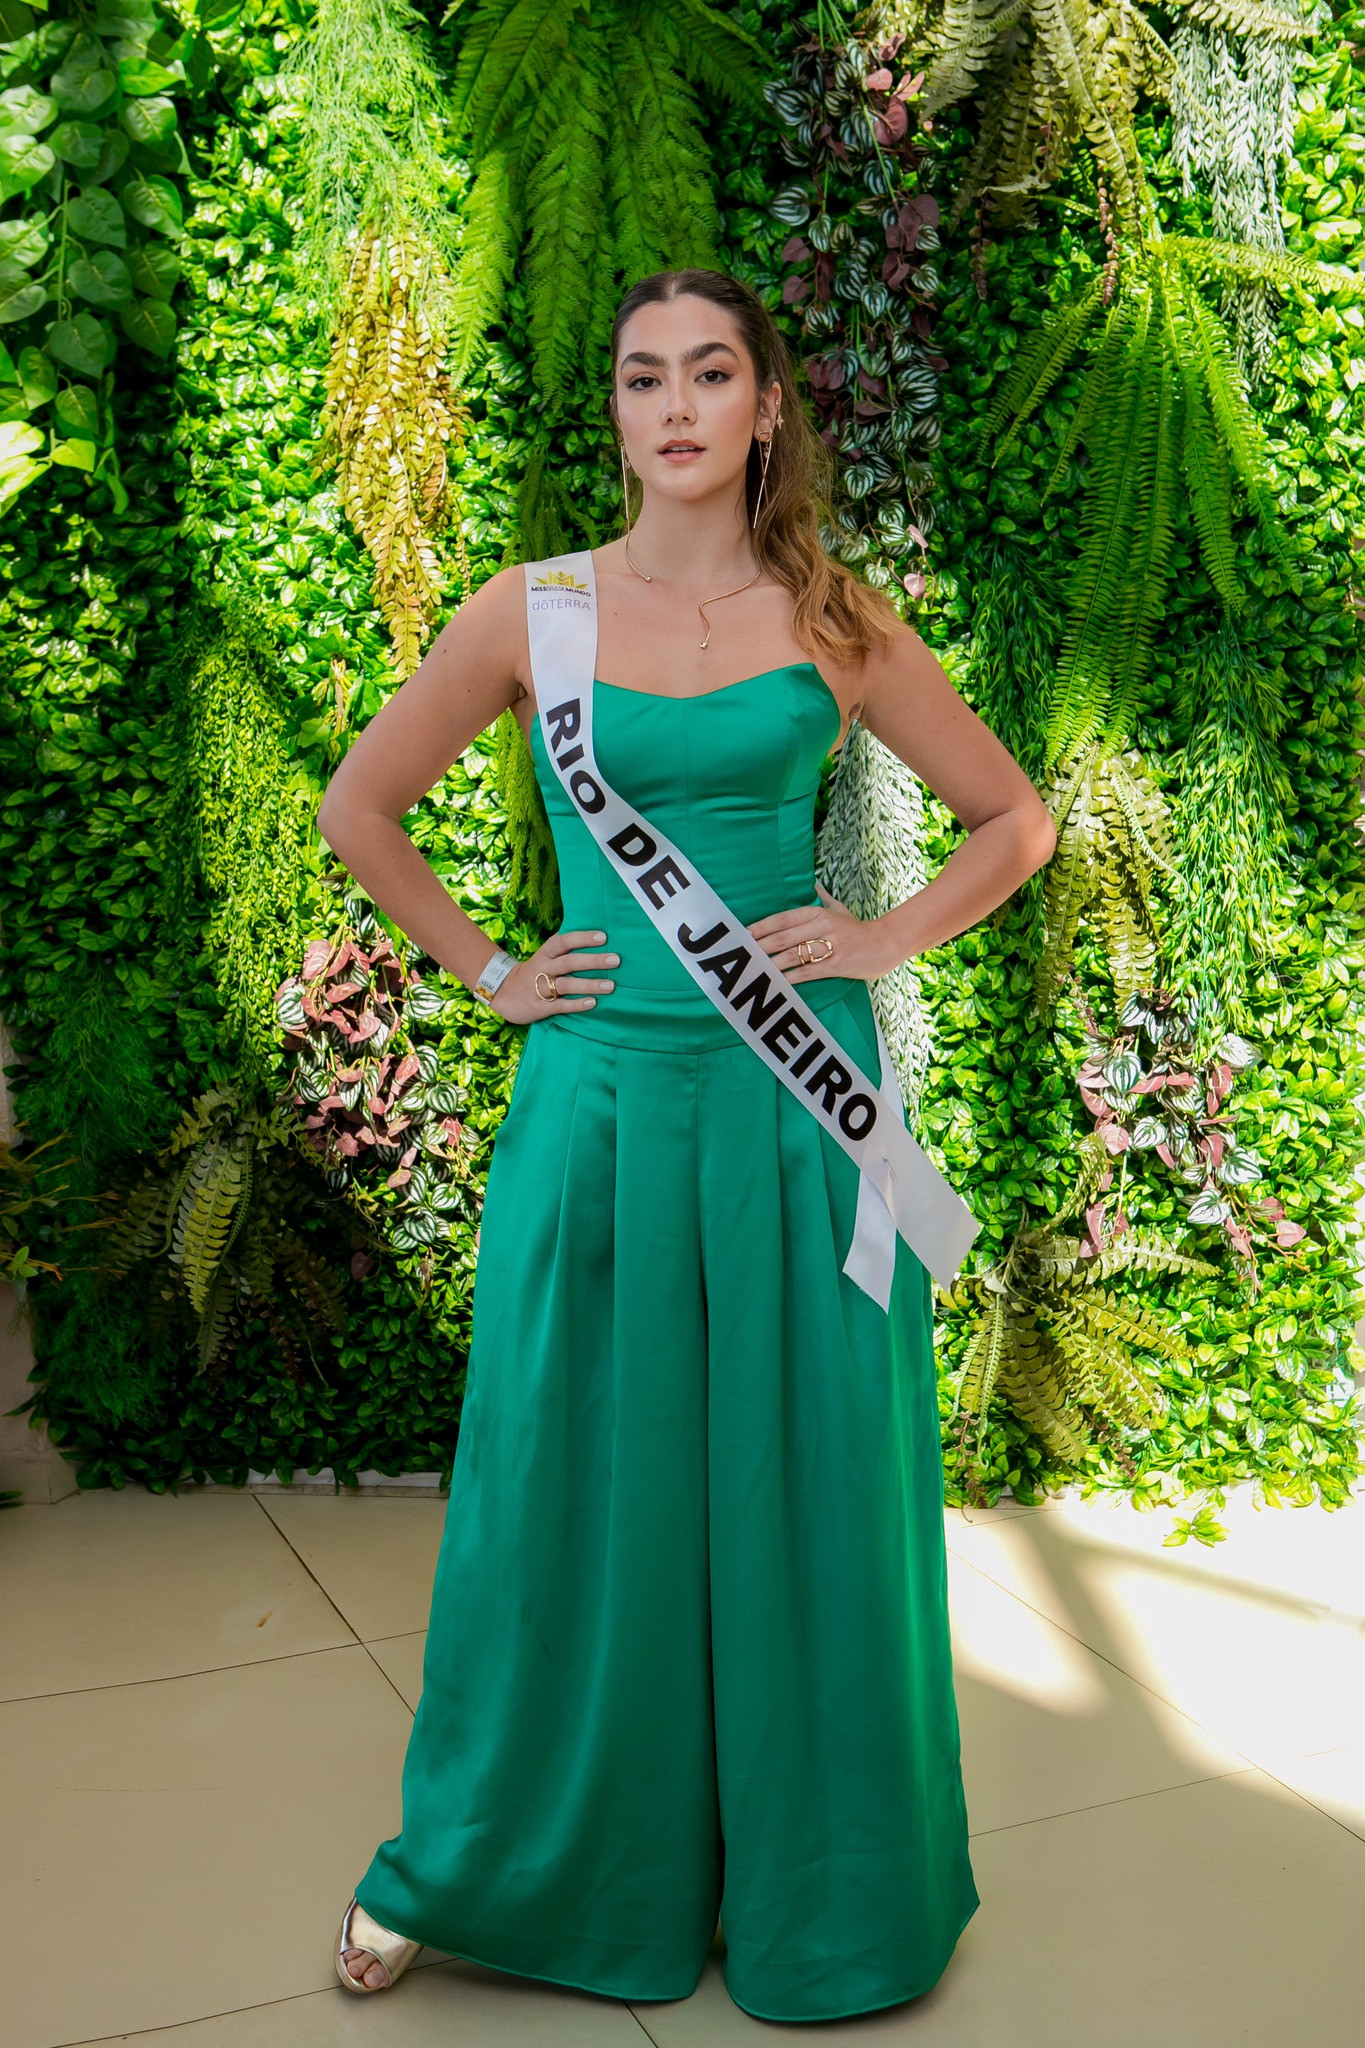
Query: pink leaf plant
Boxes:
[
  {"xmin": 1068, "ymin": 977, "xmax": 1307, "ymax": 1293},
  {"xmin": 275, "ymin": 900, "xmax": 477, "ymax": 1258}
]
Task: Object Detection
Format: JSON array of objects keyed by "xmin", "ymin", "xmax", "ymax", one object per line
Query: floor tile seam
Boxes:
[
  {"xmin": 45, "ymin": 1976, "xmax": 373, "ymax": 2046},
  {"xmin": 359, "ymin": 1633, "xmax": 421, "ymax": 1714},
  {"xmin": 0, "ymin": 1636, "xmax": 372, "ymax": 1707},
  {"xmin": 52, "ymin": 1960, "xmax": 669, "ymax": 2048},
  {"xmin": 946, "ymin": 1548, "xmax": 1264, "ymax": 1765},
  {"xmin": 1252, "ymin": 1759, "xmax": 1365, "ymax": 1847},
  {"xmin": 624, "ymin": 2003, "xmax": 665, "ymax": 2045},
  {"xmin": 965, "ymin": 1759, "xmax": 1271, "ymax": 1842},
  {"xmin": 250, "ymin": 1492, "xmax": 367, "ymax": 1643}
]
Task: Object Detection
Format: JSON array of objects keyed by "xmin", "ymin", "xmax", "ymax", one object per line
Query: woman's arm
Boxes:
[
  {"xmin": 749, "ymin": 622, "xmax": 1057, "ymax": 983},
  {"xmin": 316, "ymin": 567, "xmax": 618, "ymax": 1022}
]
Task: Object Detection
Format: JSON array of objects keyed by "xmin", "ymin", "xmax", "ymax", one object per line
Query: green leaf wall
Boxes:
[{"xmin": 1, "ymin": 0, "xmax": 1361, "ymax": 1509}]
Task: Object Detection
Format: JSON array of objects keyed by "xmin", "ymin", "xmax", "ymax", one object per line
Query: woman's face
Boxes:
[{"xmin": 613, "ymin": 294, "xmax": 781, "ymax": 510}]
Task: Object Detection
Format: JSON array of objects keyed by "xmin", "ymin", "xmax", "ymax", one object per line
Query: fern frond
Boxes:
[
  {"xmin": 990, "ymin": 37, "xmax": 1051, "ymax": 218},
  {"xmin": 495, "ymin": 707, "xmax": 560, "ymax": 923},
  {"xmin": 1083, "ymin": 1284, "xmax": 1191, "ymax": 1361},
  {"xmin": 1166, "ymin": 0, "xmax": 1316, "ymax": 41},
  {"xmin": 1084, "ymin": 1230, "xmax": 1219, "ymax": 1281},
  {"xmin": 1093, "ymin": 863, "xmax": 1156, "ymax": 1001},
  {"xmin": 1049, "ymin": 1317, "xmax": 1164, "ymax": 1427},
  {"xmin": 1181, "ymin": 278, "xmax": 1291, "ymax": 563},
  {"xmin": 523, "ymin": 52, "xmax": 609, "ymax": 398},
  {"xmin": 1031, "ymin": 0, "xmax": 1140, "ymax": 223},
  {"xmin": 449, "ymin": 146, "xmax": 520, "ymax": 383},
  {"xmin": 1106, "ymin": 750, "xmax": 1176, "ymax": 875},
  {"xmin": 101, "ymin": 1173, "xmax": 172, "ymax": 1278},
  {"xmin": 196, "ymin": 1263, "xmax": 237, "ymax": 1373},
  {"xmin": 1162, "ymin": 234, "xmax": 1365, "ymax": 300},
  {"xmin": 1053, "ymin": 1126, "xmax": 1117, "ymax": 1225},
  {"xmin": 921, "ymin": 0, "xmax": 1031, "ymax": 117},
  {"xmin": 997, "ymin": 1316, "xmax": 1092, "ymax": 1460},
  {"xmin": 1033, "ymin": 747, "xmax": 1101, "ymax": 1011},
  {"xmin": 613, "ymin": 14, "xmax": 721, "ymax": 278},
  {"xmin": 172, "ymin": 1133, "xmax": 248, "ymax": 1317},
  {"xmin": 982, "ymin": 274, "xmax": 1105, "ymax": 455},
  {"xmin": 1041, "ymin": 294, "xmax": 1135, "ymax": 500},
  {"xmin": 1052, "ymin": 286, "xmax": 1155, "ymax": 733},
  {"xmin": 654, "ymin": 0, "xmax": 769, "ymax": 109},
  {"xmin": 237, "ymin": 1209, "xmax": 275, "ymax": 1301},
  {"xmin": 1167, "ymin": 273, "xmax": 1244, "ymax": 606},
  {"xmin": 1099, "ymin": 322, "xmax": 1183, "ymax": 739},
  {"xmin": 451, "ymin": 0, "xmax": 584, "ymax": 152},
  {"xmin": 958, "ymin": 1285, "xmax": 1010, "ymax": 1418}
]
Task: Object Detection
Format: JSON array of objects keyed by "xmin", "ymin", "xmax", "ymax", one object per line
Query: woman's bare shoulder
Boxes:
[
  {"xmin": 439, "ymin": 562, "xmax": 533, "ymax": 693},
  {"xmin": 819, "ymin": 613, "xmax": 924, "ymax": 721}
]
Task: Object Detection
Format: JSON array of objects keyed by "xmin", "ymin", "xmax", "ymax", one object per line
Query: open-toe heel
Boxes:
[{"xmin": 334, "ymin": 1895, "xmax": 423, "ymax": 1994}]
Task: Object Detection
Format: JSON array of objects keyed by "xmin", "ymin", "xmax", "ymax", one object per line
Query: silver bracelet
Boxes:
[{"xmin": 471, "ymin": 946, "xmax": 517, "ymax": 1006}]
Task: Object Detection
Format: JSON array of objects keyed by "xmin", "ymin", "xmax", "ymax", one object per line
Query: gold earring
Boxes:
[
  {"xmin": 753, "ymin": 426, "xmax": 777, "ymax": 525},
  {"xmin": 619, "ymin": 438, "xmax": 633, "ymax": 533}
]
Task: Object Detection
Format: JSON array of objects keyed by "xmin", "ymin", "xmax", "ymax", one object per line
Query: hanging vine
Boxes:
[
  {"xmin": 319, "ymin": 225, "xmax": 469, "ymax": 678},
  {"xmin": 286, "ymin": 0, "xmax": 470, "ymax": 676},
  {"xmin": 762, "ymin": 19, "xmax": 948, "ymax": 1102},
  {"xmin": 886, "ymin": 0, "xmax": 1315, "ymax": 244},
  {"xmin": 1168, "ymin": 14, "xmax": 1320, "ymax": 379}
]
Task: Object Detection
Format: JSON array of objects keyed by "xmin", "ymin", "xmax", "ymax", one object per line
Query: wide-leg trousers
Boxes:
[{"xmin": 356, "ymin": 985, "xmax": 979, "ymax": 2022}]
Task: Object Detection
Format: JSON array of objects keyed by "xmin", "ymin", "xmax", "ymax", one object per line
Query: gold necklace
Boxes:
[{"xmin": 623, "ymin": 533, "xmax": 762, "ymax": 651}]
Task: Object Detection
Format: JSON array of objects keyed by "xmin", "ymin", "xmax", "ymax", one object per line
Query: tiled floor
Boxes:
[{"xmin": 5, "ymin": 1477, "xmax": 1365, "ymax": 2047}]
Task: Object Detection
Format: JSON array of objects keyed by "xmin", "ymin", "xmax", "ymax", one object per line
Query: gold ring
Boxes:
[
  {"xmin": 810, "ymin": 936, "xmax": 835, "ymax": 963},
  {"xmin": 534, "ymin": 971, "xmax": 559, "ymax": 1001}
]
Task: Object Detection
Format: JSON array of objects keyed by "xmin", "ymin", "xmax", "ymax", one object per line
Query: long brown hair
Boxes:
[{"xmin": 608, "ymin": 268, "xmax": 900, "ymax": 667}]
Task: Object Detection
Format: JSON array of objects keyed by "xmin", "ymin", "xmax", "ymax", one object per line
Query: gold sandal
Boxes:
[{"xmin": 334, "ymin": 1894, "xmax": 423, "ymax": 1994}]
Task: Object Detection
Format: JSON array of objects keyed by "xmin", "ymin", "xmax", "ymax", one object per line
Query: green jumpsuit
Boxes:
[{"xmin": 355, "ymin": 662, "xmax": 979, "ymax": 2022}]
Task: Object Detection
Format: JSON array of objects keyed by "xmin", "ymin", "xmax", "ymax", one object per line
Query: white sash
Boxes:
[{"xmin": 524, "ymin": 550, "xmax": 981, "ymax": 1309}]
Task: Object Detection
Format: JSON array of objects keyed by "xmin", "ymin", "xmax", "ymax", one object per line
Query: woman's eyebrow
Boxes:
[
  {"xmin": 618, "ymin": 341, "xmax": 742, "ymax": 370},
  {"xmin": 682, "ymin": 341, "xmax": 740, "ymax": 366}
]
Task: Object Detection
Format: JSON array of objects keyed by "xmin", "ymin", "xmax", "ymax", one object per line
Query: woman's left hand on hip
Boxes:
[{"xmin": 747, "ymin": 882, "xmax": 898, "ymax": 984}]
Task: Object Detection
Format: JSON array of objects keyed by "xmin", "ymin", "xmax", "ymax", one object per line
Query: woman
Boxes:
[{"xmin": 319, "ymin": 268, "xmax": 1056, "ymax": 2023}]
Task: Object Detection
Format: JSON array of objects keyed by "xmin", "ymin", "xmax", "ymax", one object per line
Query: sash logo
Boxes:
[{"xmin": 531, "ymin": 570, "xmax": 591, "ymax": 594}]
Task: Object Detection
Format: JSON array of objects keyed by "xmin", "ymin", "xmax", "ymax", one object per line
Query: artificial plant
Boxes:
[
  {"xmin": 760, "ymin": 19, "xmax": 945, "ymax": 1102},
  {"xmin": 163, "ymin": 599, "xmax": 319, "ymax": 1081},
  {"xmin": 285, "ymin": 0, "xmax": 470, "ymax": 676},
  {"xmin": 895, "ymin": 0, "xmax": 1316, "ymax": 248},
  {"xmin": 0, "ymin": 0, "xmax": 1359, "ymax": 1522},
  {"xmin": 101, "ymin": 1080, "xmax": 379, "ymax": 1372},
  {"xmin": 275, "ymin": 900, "xmax": 480, "ymax": 1259},
  {"xmin": 0, "ymin": 0, "xmax": 211, "ymax": 512},
  {"xmin": 905, "ymin": 0, "xmax": 1365, "ymax": 1506},
  {"xmin": 442, "ymin": 0, "xmax": 767, "ymax": 405}
]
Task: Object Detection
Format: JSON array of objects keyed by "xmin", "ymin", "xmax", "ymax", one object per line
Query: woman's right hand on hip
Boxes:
[{"xmin": 491, "ymin": 930, "xmax": 618, "ymax": 1024}]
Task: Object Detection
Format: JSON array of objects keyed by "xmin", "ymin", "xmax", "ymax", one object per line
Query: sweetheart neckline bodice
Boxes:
[
  {"xmin": 589, "ymin": 662, "xmax": 847, "ymax": 751},
  {"xmin": 593, "ymin": 660, "xmax": 829, "ymax": 707}
]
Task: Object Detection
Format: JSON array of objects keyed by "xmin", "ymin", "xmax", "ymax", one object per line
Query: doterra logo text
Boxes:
[{"xmin": 530, "ymin": 570, "xmax": 592, "ymax": 612}]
